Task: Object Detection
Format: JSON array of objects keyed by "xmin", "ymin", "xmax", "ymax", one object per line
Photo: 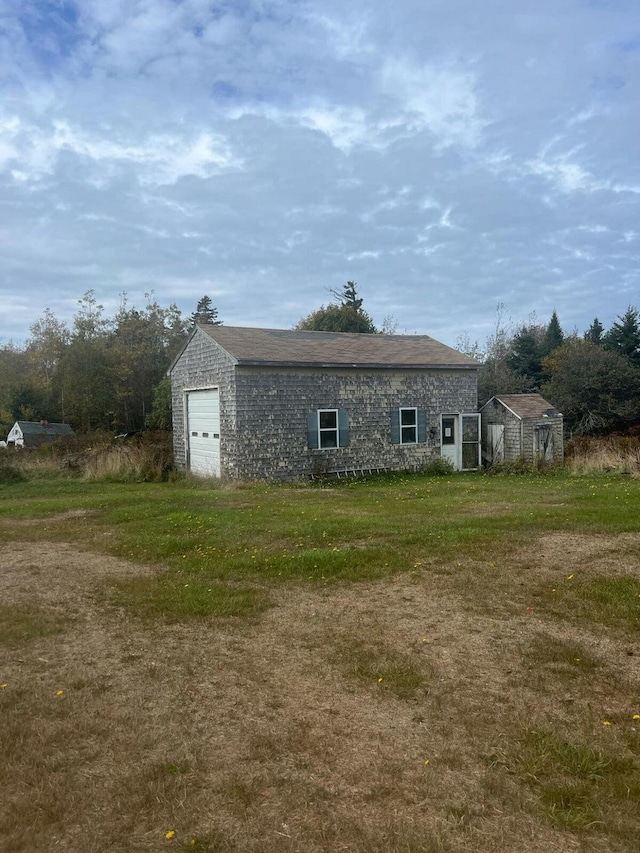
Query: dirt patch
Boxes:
[
  {"xmin": 1, "ymin": 536, "xmax": 638, "ymax": 852},
  {"xmin": 8, "ymin": 508, "xmax": 95, "ymax": 526}
]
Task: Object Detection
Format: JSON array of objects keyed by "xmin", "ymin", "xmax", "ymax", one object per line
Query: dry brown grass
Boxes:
[
  {"xmin": 566, "ymin": 436, "xmax": 640, "ymax": 477},
  {"xmin": 1, "ymin": 536, "xmax": 639, "ymax": 852}
]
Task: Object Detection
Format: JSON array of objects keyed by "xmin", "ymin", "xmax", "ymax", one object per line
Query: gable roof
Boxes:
[
  {"xmin": 173, "ymin": 325, "xmax": 479, "ymax": 370},
  {"xmin": 13, "ymin": 421, "xmax": 74, "ymax": 436},
  {"xmin": 483, "ymin": 394, "xmax": 562, "ymax": 419}
]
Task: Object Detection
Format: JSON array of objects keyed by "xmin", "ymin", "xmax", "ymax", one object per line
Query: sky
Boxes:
[{"xmin": 1, "ymin": 0, "xmax": 639, "ymax": 349}]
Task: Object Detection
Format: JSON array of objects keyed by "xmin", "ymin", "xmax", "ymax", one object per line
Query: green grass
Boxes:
[
  {"xmin": 106, "ymin": 575, "xmax": 271, "ymax": 622},
  {"xmin": 0, "ymin": 604, "xmax": 69, "ymax": 648},
  {"xmin": 543, "ymin": 575, "xmax": 640, "ymax": 630},
  {"xmin": 514, "ymin": 729, "xmax": 640, "ymax": 834},
  {"xmin": 2, "ymin": 472, "xmax": 640, "ymax": 584}
]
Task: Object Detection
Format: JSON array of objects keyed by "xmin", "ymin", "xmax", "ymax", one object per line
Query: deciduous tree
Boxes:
[
  {"xmin": 542, "ymin": 338, "xmax": 640, "ymax": 435},
  {"xmin": 296, "ymin": 282, "xmax": 377, "ymax": 333}
]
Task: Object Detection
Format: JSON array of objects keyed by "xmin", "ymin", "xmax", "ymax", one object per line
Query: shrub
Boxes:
[{"xmin": 423, "ymin": 457, "xmax": 454, "ymax": 476}]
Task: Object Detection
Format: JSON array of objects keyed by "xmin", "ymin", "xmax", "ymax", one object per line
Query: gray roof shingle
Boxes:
[
  {"xmin": 16, "ymin": 421, "xmax": 74, "ymax": 435},
  {"xmin": 488, "ymin": 394, "xmax": 561, "ymax": 418},
  {"xmin": 192, "ymin": 325, "xmax": 478, "ymax": 369}
]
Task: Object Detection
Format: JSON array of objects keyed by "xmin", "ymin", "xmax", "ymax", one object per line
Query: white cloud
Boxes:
[
  {"xmin": 1, "ymin": 0, "xmax": 640, "ymax": 347},
  {"xmin": 380, "ymin": 57, "xmax": 486, "ymax": 149},
  {"xmin": 0, "ymin": 116, "xmax": 241, "ymax": 185}
]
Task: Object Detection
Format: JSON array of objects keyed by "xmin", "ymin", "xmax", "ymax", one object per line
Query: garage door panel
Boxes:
[{"xmin": 187, "ymin": 389, "xmax": 220, "ymax": 477}]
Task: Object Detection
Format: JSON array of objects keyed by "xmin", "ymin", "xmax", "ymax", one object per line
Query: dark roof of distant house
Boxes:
[
  {"xmin": 15, "ymin": 421, "xmax": 74, "ymax": 435},
  {"xmin": 173, "ymin": 325, "xmax": 479, "ymax": 370},
  {"xmin": 484, "ymin": 394, "xmax": 562, "ymax": 419}
]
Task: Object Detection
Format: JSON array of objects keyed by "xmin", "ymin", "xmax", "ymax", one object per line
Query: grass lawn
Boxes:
[{"xmin": 1, "ymin": 470, "xmax": 639, "ymax": 852}]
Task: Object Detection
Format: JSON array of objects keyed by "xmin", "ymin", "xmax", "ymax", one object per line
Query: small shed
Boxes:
[
  {"xmin": 480, "ymin": 394, "xmax": 563, "ymax": 466},
  {"xmin": 7, "ymin": 420, "xmax": 74, "ymax": 449}
]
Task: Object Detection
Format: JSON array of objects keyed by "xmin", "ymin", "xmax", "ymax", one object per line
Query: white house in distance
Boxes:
[{"xmin": 6, "ymin": 420, "xmax": 74, "ymax": 449}]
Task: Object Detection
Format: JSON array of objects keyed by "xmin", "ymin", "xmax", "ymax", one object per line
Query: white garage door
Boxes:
[{"xmin": 187, "ymin": 389, "xmax": 221, "ymax": 477}]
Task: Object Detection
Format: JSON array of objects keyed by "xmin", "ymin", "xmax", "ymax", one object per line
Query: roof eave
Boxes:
[{"xmin": 234, "ymin": 360, "xmax": 479, "ymax": 370}]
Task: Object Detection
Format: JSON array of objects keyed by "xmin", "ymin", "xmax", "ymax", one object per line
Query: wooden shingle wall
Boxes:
[{"xmin": 171, "ymin": 328, "xmax": 478, "ymax": 480}]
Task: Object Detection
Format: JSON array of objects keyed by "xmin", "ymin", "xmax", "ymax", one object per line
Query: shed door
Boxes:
[
  {"xmin": 488, "ymin": 425, "xmax": 505, "ymax": 464},
  {"xmin": 187, "ymin": 389, "xmax": 221, "ymax": 477},
  {"xmin": 534, "ymin": 423, "xmax": 553, "ymax": 463}
]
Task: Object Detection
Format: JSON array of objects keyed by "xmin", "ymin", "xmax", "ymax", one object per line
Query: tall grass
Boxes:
[
  {"xmin": 567, "ymin": 436, "xmax": 640, "ymax": 477},
  {"xmin": 0, "ymin": 431, "xmax": 175, "ymax": 483}
]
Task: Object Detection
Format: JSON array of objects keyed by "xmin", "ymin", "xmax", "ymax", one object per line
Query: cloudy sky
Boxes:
[{"xmin": 1, "ymin": 0, "xmax": 639, "ymax": 348}]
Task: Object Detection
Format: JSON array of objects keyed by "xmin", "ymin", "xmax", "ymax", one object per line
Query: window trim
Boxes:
[
  {"xmin": 318, "ymin": 408, "xmax": 340, "ymax": 449},
  {"xmin": 399, "ymin": 406, "xmax": 418, "ymax": 445}
]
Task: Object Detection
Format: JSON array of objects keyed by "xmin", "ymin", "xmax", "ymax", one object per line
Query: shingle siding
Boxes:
[
  {"xmin": 170, "ymin": 327, "xmax": 478, "ymax": 481},
  {"xmin": 232, "ymin": 365, "xmax": 477, "ymax": 480},
  {"xmin": 480, "ymin": 395, "xmax": 563, "ymax": 465},
  {"xmin": 170, "ymin": 331, "xmax": 237, "ymax": 473}
]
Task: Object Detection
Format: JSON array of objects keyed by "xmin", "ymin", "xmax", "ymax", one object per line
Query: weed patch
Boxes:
[
  {"xmin": 543, "ymin": 575, "xmax": 640, "ymax": 630},
  {"xmin": 106, "ymin": 574, "xmax": 271, "ymax": 622},
  {"xmin": 0, "ymin": 604, "xmax": 68, "ymax": 647},
  {"xmin": 334, "ymin": 635, "xmax": 430, "ymax": 700},
  {"xmin": 524, "ymin": 634, "xmax": 601, "ymax": 677}
]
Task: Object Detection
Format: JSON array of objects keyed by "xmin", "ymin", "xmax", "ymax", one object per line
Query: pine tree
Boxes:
[
  {"xmin": 507, "ymin": 325, "xmax": 544, "ymax": 389},
  {"xmin": 190, "ymin": 296, "xmax": 222, "ymax": 326},
  {"xmin": 603, "ymin": 306, "xmax": 640, "ymax": 367},
  {"xmin": 541, "ymin": 310, "xmax": 564, "ymax": 357},
  {"xmin": 584, "ymin": 318, "xmax": 604, "ymax": 346}
]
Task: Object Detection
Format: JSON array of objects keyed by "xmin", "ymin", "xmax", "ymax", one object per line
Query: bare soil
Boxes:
[{"xmin": 1, "ymin": 535, "xmax": 639, "ymax": 852}]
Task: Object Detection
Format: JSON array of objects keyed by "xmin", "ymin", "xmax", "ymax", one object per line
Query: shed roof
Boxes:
[
  {"xmin": 177, "ymin": 325, "xmax": 478, "ymax": 370},
  {"xmin": 483, "ymin": 394, "xmax": 562, "ymax": 419}
]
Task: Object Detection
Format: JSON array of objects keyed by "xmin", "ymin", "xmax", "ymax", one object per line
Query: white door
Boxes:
[
  {"xmin": 186, "ymin": 389, "xmax": 221, "ymax": 477},
  {"xmin": 441, "ymin": 414, "xmax": 459, "ymax": 468},
  {"xmin": 441, "ymin": 413, "xmax": 481, "ymax": 471}
]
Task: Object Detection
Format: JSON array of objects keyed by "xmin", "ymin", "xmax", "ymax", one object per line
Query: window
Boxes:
[
  {"xmin": 400, "ymin": 407, "xmax": 417, "ymax": 444},
  {"xmin": 307, "ymin": 409, "xmax": 350, "ymax": 449},
  {"xmin": 441, "ymin": 416, "xmax": 456, "ymax": 446},
  {"xmin": 391, "ymin": 408, "xmax": 427, "ymax": 444},
  {"xmin": 318, "ymin": 409, "xmax": 339, "ymax": 448}
]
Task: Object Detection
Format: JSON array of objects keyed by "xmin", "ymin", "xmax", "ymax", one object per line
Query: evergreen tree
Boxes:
[
  {"xmin": 584, "ymin": 317, "xmax": 605, "ymax": 346},
  {"xmin": 331, "ymin": 281, "xmax": 364, "ymax": 311},
  {"xmin": 190, "ymin": 295, "xmax": 222, "ymax": 326},
  {"xmin": 507, "ymin": 325, "xmax": 544, "ymax": 389},
  {"xmin": 603, "ymin": 306, "xmax": 640, "ymax": 367},
  {"xmin": 541, "ymin": 310, "xmax": 564, "ymax": 357}
]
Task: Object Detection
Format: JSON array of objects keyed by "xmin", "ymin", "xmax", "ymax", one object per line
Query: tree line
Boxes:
[
  {"xmin": 466, "ymin": 304, "xmax": 640, "ymax": 436},
  {"xmin": 0, "ymin": 292, "xmax": 220, "ymax": 438},
  {"xmin": 2, "ymin": 284, "xmax": 639, "ymax": 440}
]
